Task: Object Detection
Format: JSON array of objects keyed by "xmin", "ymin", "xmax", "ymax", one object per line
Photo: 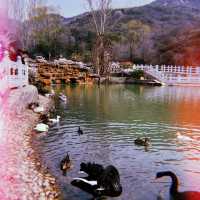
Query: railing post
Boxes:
[{"xmin": 132, "ymin": 63, "xmax": 200, "ymax": 85}]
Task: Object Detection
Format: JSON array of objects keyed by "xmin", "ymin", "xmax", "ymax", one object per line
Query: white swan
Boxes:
[
  {"xmin": 45, "ymin": 93, "xmax": 52, "ymax": 98},
  {"xmin": 176, "ymin": 132, "xmax": 193, "ymax": 141},
  {"xmin": 51, "ymin": 89, "xmax": 55, "ymax": 95},
  {"xmin": 33, "ymin": 106, "xmax": 44, "ymax": 113},
  {"xmin": 49, "ymin": 115, "xmax": 61, "ymax": 123},
  {"xmin": 34, "ymin": 123, "xmax": 49, "ymax": 132},
  {"xmin": 45, "ymin": 89, "xmax": 55, "ymax": 98}
]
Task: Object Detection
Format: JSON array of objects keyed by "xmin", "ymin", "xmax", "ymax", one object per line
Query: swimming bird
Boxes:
[
  {"xmin": 156, "ymin": 171, "xmax": 200, "ymax": 200},
  {"xmin": 51, "ymin": 89, "xmax": 55, "ymax": 95},
  {"xmin": 45, "ymin": 89, "xmax": 55, "ymax": 98},
  {"xmin": 78, "ymin": 126, "xmax": 84, "ymax": 135},
  {"xmin": 71, "ymin": 177, "xmax": 99, "ymax": 197},
  {"xmin": 176, "ymin": 132, "xmax": 193, "ymax": 141},
  {"xmin": 33, "ymin": 106, "xmax": 44, "ymax": 113},
  {"xmin": 59, "ymin": 93, "xmax": 67, "ymax": 102},
  {"xmin": 79, "ymin": 162, "xmax": 104, "ymax": 180},
  {"xmin": 34, "ymin": 123, "xmax": 49, "ymax": 132},
  {"xmin": 49, "ymin": 115, "xmax": 61, "ymax": 124},
  {"xmin": 45, "ymin": 93, "xmax": 52, "ymax": 98},
  {"xmin": 60, "ymin": 153, "xmax": 72, "ymax": 176},
  {"xmin": 134, "ymin": 137, "xmax": 150, "ymax": 146},
  {"xmin": 71, "ymin": 162, "xmax": 122, "ymax": 198}
]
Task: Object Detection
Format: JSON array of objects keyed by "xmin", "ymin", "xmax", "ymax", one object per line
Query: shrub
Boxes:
[
  {"xmin": 131, "ymin": 69, "xmax": 144, "ymax": 79},
  {"xmin": 34, "ymin": 81, "xmax": 49, "ymax": 96}
]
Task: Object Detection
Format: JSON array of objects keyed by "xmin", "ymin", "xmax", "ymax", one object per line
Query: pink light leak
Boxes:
[
  {"xmin": 0, "ymin": 1, "xmax": 14, "ymax": 142},
  {"xmin": 0, "ymin": 2, "xmax": 19, "ymax": 189},
  {"xmin": 0, "ymin": 4, "xmax": 16, "ymax": 49}
]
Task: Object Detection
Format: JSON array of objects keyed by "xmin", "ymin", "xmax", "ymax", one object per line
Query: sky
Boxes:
[{"xmin": 48, "ymin": 0, "xmax": 154, "ymax": 18}]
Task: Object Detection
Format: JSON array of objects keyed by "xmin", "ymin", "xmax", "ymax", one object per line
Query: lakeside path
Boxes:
[{"xmin": 0, "ymin": 86, "xmax": 61, "ymax": 200}]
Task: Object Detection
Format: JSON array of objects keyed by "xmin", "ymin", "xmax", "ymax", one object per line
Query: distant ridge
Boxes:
[
  {"xmin": 61, "ymin": 0, "xmax": 200, "ymax": 65},
  {"xmin": 151, "ymin": 0, "xmax": 200, "ymax": 9},
  {"xmin": 29, "ymin": 0, "xmax": 200, "ymax": 66}
]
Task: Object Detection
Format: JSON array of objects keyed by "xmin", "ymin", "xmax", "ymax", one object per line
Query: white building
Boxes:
[{"xmin": 0, "ymin": 51, "xmax": 28, "ymax": 94}]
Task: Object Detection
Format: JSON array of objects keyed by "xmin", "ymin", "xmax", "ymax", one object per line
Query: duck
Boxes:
[
  {"xmin": 134, "ymin": 137, "xmax": 150, "ymax": 146},
  {"xmin": 60, "ymin": 153, "xmax": 72, "ymax": 176},
  {"xmin": 59, "ymin": 93, "xmax": 67, "ymax": 102},
  {"xmin": 78, "ymin": 126, "xmax": 83, "ymax": 135},
  {"xmin": 176, "ymin": 132, "xmax": 193, "ymax": 141},
  {"xmin": 49, "ymin": 115, "xmax": 61, "ymax": 124},
  {"xmin": 71, "ymin": 162, "xmax": 122, "ymax": 198},
  {"xmin": 156, "ymin": 171, "xmax": 200, "ymax": 200},
  {"xmin": 34, "ymin": 123, "xmax": 49, "ymax": 132}
]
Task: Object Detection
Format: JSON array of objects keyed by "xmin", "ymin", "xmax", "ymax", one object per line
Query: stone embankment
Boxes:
[
  {"xmin": 0, "ymin": 85, "xmax": 61, "ymax": 200},
  {"xmin": 36, "ymin": 62, "xmax": 96, "ymax": 85},
  {"xmin": 101, "ymin": 77, "xmax": 162, "ymax": 86}
]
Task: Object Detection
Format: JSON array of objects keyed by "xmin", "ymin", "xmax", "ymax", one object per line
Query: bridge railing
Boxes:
[{"xmin": 133, "ymin": 64, "xmax": 200, "ymax": 85}]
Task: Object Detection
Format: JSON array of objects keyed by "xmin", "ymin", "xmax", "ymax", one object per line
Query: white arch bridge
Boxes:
[{"xmin": 134, "ymin": 64, "xmax": 200, "ymax": 86}]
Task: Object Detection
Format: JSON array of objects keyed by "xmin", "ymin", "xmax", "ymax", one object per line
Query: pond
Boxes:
[{"xmin": 35, "ymin": 84, "xmax": 200, "ymax": 200}]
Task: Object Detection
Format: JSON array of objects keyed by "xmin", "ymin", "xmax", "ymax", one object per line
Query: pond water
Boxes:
[{"xmin": 35, "ymin": 85, "xmax": 200, "ymax": 200}]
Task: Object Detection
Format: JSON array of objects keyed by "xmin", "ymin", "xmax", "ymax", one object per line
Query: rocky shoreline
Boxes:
[{"xmin": 0, "ymin": 86, "xmax": 61, "ymax": 200}]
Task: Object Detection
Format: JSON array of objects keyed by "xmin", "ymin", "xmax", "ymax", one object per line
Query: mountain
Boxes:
[
  {"xmin": 60, "ymin": 0, "xmax": 200, "ymax": 65},
  {"xmin": 151, "ymin": 0, "xmax": 200, "ymax": 9},
  {"xmin": 28, "ymin": 0, "xmax": 200, "ymax": 66}
]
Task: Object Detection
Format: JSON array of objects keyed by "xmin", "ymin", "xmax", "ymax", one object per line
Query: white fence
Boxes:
[
  {"xmin": 133, "ymin": 64, "xmax": 200, "ymax": 85},
  {"xmin": 0, "ymin": 51, "xmax": 28, "ymax": 94}
]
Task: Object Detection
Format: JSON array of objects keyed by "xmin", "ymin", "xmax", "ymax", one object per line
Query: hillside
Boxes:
[
  {"xmin": 27, "ymin": 0, "xmax": 200, "ymax": 66},
  {"xmin": 151, "ymin": 0, "xmax": 200, "ymax": 8},
  {"xmin": 59, "ymin": 0, "xmax": 200, "ymax": 65}
]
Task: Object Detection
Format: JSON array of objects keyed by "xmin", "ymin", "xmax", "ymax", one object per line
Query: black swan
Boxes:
[
  {"xmin": 71, "ymin": 162, "xmax": 122, "ymax": 198},
  {"xmin": 60, "ymin": 153, "xmax": 71, "ymax": 176},
  {"xmin": 80, "ymin": 162, "xmax": 104, "ymax": 180},
  {"xmin": 78, "ymin": 126, "xmax": 84, "ymax": 135},
  {"xmin": 156, "ymin": 171, "xmax": 200, "ymax": 200},
  {"xmin": 134, "ymin": 137, "xmax": 150, "ymax": 146}
]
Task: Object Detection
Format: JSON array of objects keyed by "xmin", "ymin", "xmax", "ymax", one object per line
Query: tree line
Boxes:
[{"xmin": 3, "ymin": 0, "xmax": 152, "ymax": 75}]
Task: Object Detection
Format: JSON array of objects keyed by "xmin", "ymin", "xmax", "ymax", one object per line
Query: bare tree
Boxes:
[
  {"xmin": 22, "ymin": 0, "xmax": 47, "ymax": 49},
  {"xmin": 0, "ymin": 0, "xmax": 45, "ymax": 49},
  {"xmin": 85, "ymin": 0, "xmax": 112, "ymax": 76},
  {"xmin": 7, "ymin": 0, "xmax": 45, "ymax": 20}
]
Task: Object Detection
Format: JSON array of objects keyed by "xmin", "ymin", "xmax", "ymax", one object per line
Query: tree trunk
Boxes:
[{"xmin": 93, "ymin": 34, "xmax": 112, "ymax": 76}]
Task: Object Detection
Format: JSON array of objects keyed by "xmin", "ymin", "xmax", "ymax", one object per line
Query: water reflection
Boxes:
[{"xmin": 35, "ymin": 85, "xmax": 200, "ymax": 200}]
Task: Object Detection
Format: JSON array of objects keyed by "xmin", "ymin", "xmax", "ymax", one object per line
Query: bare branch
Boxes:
[
  {"xmin": 85, "ymin": 0, "xmax": 112, "ymax": 36},
  {"xmin": 86, "ymin": 0, "xmax": 100, "ymax": 35},
  {"xmin": 85, "ymin": 0, "xmax": 113, "ymax": 75}
]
